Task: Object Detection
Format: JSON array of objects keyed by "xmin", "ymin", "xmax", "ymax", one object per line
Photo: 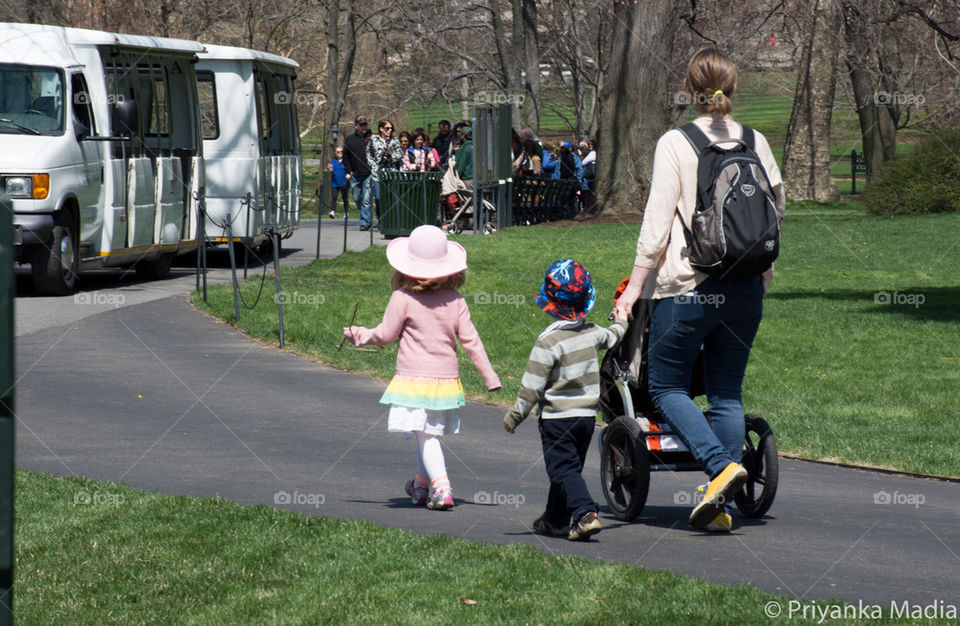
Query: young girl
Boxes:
[{"xmin": 343, "ymin": 225, "xmax": 501, "ymax": 510}]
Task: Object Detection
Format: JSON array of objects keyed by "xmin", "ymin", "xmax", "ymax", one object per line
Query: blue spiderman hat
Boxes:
[{"xmin": 535, "ymin": 259, "xmax": 597, "ymax": 321}]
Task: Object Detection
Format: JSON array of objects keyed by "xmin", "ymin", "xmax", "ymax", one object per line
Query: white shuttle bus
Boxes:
[
  {"xmin": 0, "ymin": 22, "xmax": 205, "ymax": 294},
  {"xmin": 196, "ymin": 44, "xmax": 301, "ymax": 253}
]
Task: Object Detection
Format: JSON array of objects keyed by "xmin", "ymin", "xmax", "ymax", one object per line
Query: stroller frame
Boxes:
[{"xmin": 597, "ymin": 298, "xmax": 779, "ymax": 522}]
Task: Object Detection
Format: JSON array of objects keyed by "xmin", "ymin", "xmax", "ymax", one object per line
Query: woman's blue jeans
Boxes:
[{"xmin": 647, "ymin": 275, "xmax": 763, "ymax": 480}]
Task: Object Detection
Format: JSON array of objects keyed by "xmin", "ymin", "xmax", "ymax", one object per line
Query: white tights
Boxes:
[{"xmin": 414, "ymin": 431, "xmax": 449, "ymax": 487}]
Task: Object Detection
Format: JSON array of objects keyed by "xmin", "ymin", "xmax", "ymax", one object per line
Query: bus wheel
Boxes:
[{"xmin": 32, "ymin": 216, "xmax": 78, "ymax": 296}]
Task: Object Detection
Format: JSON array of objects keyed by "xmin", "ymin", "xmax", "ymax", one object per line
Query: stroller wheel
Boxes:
[
  {"xmin": 600, "ymin": 417, "xmax": 650, "ymax": 521},
  {"xmin": 734, "ymin": 414, "xmax": 779, "ymax": 518}
]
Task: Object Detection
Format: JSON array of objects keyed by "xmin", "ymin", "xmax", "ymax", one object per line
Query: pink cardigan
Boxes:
[{"xmin": 347, "ymin": 288, "xmax": 501, "ymax": 391}]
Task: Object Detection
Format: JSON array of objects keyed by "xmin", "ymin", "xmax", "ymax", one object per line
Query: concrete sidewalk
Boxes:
[
  {"xmin": 14, "ymin": 294, "xmax": 960, "ymax": 609},
  {"xmin": 14, "ymin": 219, "xmax": 386, "ymax": 336}
]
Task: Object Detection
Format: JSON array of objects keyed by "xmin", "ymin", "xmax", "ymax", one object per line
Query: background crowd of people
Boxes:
[{"xmin": 326, "ymin": 116, "xmax": 598, "ymax": 228}]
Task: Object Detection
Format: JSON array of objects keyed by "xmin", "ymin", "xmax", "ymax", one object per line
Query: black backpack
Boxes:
[{"xmin": 677, "ymin": 123, "xmax": 780, "ymax": 279}]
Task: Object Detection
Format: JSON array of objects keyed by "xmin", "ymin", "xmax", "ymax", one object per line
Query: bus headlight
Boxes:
[{"xmin": 3, "ymin": 174, "xmax": 49, "ymax": 199}]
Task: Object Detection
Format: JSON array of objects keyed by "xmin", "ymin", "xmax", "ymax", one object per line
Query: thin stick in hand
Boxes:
[{"xmin": 338, "ymin": 300, "xmax": 360, "ymax": 352}]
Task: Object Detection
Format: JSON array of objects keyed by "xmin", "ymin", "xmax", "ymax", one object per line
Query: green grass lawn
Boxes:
[
  {"xmin": 193, "ymin": 199, "xmax": 960, "ymax": 478},
  {"xmin": 16, "ymin": 470, "xmax": 881, "ymax": 624}
]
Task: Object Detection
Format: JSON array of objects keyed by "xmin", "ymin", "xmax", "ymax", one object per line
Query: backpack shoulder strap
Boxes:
[
  {"xmin": 740, "ymin": 124, "xmax": 756, "ymax": 151},
  {"xmin": 677, "ymin": 122, "xmax": 710, "ymax": 156}
]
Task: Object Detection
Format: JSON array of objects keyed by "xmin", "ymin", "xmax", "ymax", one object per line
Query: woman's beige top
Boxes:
[{"xmin": 633, "ymin": 115, "xmax": 785, "ymax": 299}]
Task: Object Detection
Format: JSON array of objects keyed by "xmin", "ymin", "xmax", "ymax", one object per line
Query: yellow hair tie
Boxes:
[{"xmin": 713, "ymin": 90, "xmax": 724, "ymax": 97}]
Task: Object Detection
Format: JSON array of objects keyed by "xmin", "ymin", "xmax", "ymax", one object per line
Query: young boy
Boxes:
[
  {"xmin": 504, "ymin": 260, "xmax": 628, "ymax": 541},
  {"xmin": 327, "ymin": 146, "xmax": 350, "ymax": 219}
]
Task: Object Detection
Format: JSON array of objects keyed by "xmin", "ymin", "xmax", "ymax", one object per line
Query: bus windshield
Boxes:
[{"xmin": 0, "ymin": 64, "xmax": 64, "ymax": 134}]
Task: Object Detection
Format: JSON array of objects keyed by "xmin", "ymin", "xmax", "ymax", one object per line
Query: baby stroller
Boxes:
[
  {"xmin": 597, "ymin": 280, "xmax": 779, "ymax": 522},
  {"xmin": 439, "ymin": 160, "xmax": 498, "ymax": 235}
]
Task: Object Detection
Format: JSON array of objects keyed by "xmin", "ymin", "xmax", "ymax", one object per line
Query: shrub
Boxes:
[{"xmin": 864, "ymin": 129, "xmax": 960, "ymax": 215}]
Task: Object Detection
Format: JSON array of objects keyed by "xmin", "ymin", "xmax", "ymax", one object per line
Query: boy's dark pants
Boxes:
[{"xmin": 538, "ymin": 416, "xmax": 598, "ymax": 527}]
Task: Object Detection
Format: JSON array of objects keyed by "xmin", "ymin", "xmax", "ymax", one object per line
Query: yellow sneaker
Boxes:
[
  {"xmin": 705, "ymin": 512, "xmax": 732, "ymax": 532},
  {"xmin": 689, "ymin": 463, "xmax": 747, "ymax": 529}
]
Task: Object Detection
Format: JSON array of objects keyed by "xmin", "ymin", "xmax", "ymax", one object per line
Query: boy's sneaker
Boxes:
[
  {"xmin": 689, "ymin": 463, "xmax": 748, "ymax": 529},
  {"xmin": 532, "ymin": 516, "xmax": 569, "ymax": 537},
  {"xmin": 328, "ymin": 210, "xmax": 336, "ymax": 219},
  {"xmin": 568, "ymin": 512, "xmax": 602, "ymax": 541},
  {"xmin": 405, "ymin": 480, "xmax": 429, "ymax": 506},
  {"xmin": 705, "ymin": 512, "xmax": 732, "ymax": 532},
  {"xmin": 427, "ymin": 487, "xmax": 454, "ymax": 510}
]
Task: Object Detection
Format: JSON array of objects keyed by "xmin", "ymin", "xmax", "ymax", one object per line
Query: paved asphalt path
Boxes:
[{"xmin": 12, "ymin": 220, "xmax": 960, "ymax": 614}]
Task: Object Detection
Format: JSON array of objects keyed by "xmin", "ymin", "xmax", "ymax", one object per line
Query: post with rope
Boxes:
[
  {"xmin": 314, "ymin": 184, "xmax": 322, "ymax": 260},
  {"xmin": 243, "ymin": 191, "xmax": 251, "ymax": 279},
  {"xmin": 342, "ymin": 191, "xmax": 348, "ymax": 256},
  {"xmin": 194, "ymin": 188, "xmax": 208, "ymax": 302},
  {"xmin": 267, "ymin": 193, "xmax": 285, "ymax": 348},
  {"xmin": 226, "ymin": 202, "xmax": 241, "ymax": 323},
  {"xmin": 1, "ymin": 194, "xmax": 15, "ymax": 625}
]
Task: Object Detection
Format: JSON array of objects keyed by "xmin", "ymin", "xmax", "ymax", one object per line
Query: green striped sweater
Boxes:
[{"xmin": 505, "ymin": 318, "xmax": 627, "ymax": 429}]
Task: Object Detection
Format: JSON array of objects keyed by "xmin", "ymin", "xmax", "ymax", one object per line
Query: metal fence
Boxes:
[{"xmin": 472, "ymin": 103, "xmax": 514, "ymax": 232}]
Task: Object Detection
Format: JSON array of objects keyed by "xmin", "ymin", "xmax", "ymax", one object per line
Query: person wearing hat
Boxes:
[
  {"xmin": 343, "ymin": 225, "xmax": 501, "ymax": 510},
  {"xmin": 504, "ymin": 260, "xmax": 628, "ymax": 540},
  {"xmin": 454, "ymin": 125, "xmax": 473, "ymax": 184},
  {"xmin": 343, "ymin": 115, "xmax": 374, "ymax": 230}
]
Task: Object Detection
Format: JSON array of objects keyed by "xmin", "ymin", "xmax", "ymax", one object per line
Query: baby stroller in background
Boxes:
[
  {"xmin": 439, "ymin": 160, "xmax": 498, "ymax": 235},
  {"xmin": 597, "ymin": 280, "xmax": 779, "ymax": 522}
]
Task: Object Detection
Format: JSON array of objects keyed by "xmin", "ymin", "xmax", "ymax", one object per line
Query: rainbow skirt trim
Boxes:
[{"xmin": 380, "ymin": 376, "xmax": 465, "ymax": 411}]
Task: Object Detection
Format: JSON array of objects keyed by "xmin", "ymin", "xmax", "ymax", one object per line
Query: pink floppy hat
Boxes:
[{"xmin": 386, "ymin": 225, "xmax": 467, "ymax": 279}]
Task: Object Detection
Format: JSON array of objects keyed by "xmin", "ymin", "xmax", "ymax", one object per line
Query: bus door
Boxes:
[
  {"xmin": 278, "ymin": 73, "xmax": 301, "ymax": 229},
  {"xmin": 104, "ymin": 54, "xmax": 156, "ymax": 251},
  {"xmin": 253, "ymin": 69, "xmax": 282, "ymax": 231},
  {"xmin": 164, "ymin": 56, "xmax": 200, "ymax": 246}
]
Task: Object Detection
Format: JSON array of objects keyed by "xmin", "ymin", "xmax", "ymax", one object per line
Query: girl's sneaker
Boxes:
[
  {"xmin": 405, "ymin": 480, "xmax": 429, "ymax": 506},
  {"xmin": 568, "ymin": 512, "xmax": 602, "ymax": 541},
  {"xmin": 427, "ymin": 487, "xmax": 454, "ymax": 510}
]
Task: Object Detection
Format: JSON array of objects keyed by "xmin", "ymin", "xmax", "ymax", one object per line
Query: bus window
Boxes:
[
  {"xmin": 254, "ymin": 71, "xmax": 271, "ymax": 147},
  {"xmin": 146, "ymin": 66, "xmax": 169, "ymax": 138},
  {"xmin": 70, "ymin": 72, "xmax": 95, "ymax": 135},
  {"xmin": 197, "ymin": 71, "xmax": 219, "ymax": 139}
]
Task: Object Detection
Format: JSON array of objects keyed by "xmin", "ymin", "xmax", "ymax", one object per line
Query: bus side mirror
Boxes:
[{"xmin": 112, "ymin": 99, "xmax": 138, "ymax": 137}]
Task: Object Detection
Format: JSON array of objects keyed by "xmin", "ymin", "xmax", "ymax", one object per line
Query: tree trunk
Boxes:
[
  {"xmin": 590, "ymin": 0, "xmax": 682, "ymax": 216},
  {"xmin": 842, "ymin": 2, "xmax": 899, "ymax": 185},
  {"xmin": 490, "ymin": 0, "xmax": 522, "ymax": 128},
  {"xmin": 782, "ymin": 0, "xmax": 841, "ymax": 203},
  {"xmin": 321, "ymin": 0, "xmax": 357, "ymax": 195},
  {"xmin": 522, "ymin": 0, "xmax": 540, "ymax": 131}
]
